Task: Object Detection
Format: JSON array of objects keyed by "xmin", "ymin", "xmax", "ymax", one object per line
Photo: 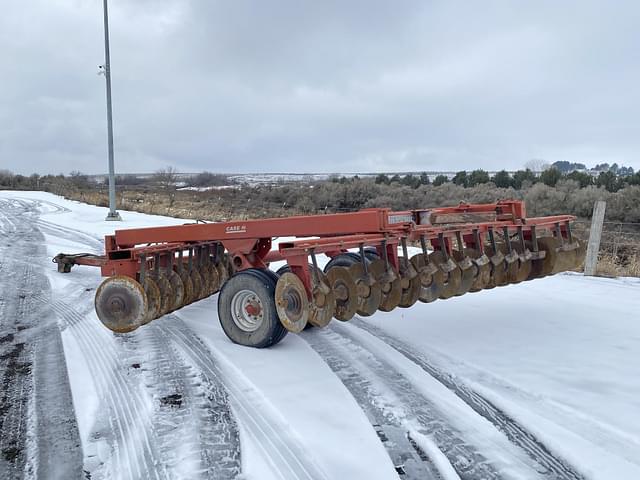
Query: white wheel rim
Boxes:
[{"xmin": 231, "ymin": 289, "xmax": 264, "ymax": 332}]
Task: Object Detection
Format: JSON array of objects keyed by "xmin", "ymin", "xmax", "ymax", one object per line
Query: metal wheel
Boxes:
[
  {"xmin": 326, "ymin": 266, "xmax": 358, "ymax": 321},
  {"xmin": 368, "ymin": 259, "xmax": 402, "ymax": 312},
  {"xmin": 348, "ymin": 262, "xmax": 382, "ymax": 316},
  {"xmin": 530, "ymin": 237, "xmax": 559, "ymax": 278},
  {"xmin": 218, "ymin": 269, "xmax": 288, "ymax": 348},
  {"xmin": 230, "ymin": 289, "xmax": 264, "ymax": 332},
  {"xmin": 397, "ymin": 256, "xmax": 421, "ymax": 308},
  {"xmin": 275, "ymin": 272, "xmax": 309, "ymax": 332},
  {"xmin": 410, "ymin": 253, "xmax": 445, "ymax": 303},
  {"xmin": 141, "ymin": 277, "xmax": 161, "ymax": 323},
  {"xmin": 95, "ymin": 276, "xmax": 148, "ymax": 333},
  {"xmin": 428, "ymin": 251, "xmax": 462, "ymax": 299}
]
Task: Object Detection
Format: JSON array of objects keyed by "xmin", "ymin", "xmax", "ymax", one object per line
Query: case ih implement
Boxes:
[{"xmin": 54, "ymin": 200, "xmax": 584, "ymax": 348}]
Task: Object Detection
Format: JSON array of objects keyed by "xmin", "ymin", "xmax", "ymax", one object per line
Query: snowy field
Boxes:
[{"xmin": 0, "ymin": 190, "xmax": 639, "ymax": 480}]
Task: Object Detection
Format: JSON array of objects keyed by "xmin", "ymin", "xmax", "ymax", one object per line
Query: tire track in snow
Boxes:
[
  {"xmin": 49, "ymin": 298, "xmax": 165, "ymax": 480},
  {"xmin": 350, "ymin": 319, "xmax": 585, "ymax": 480},
  {"xmin": 162, "ymin": 316, "xmax": 329, "ymax": 480},
  {"xmin": 304, "ymin": 326, "xmax": 537, "ymax": 480},
  {"xmin": 127, "ymin": 324, "xmax": 241, "ymax": 479},
  {"xmin": 0, "ymin": 198, "xmax": 82, "ymax": 480}
]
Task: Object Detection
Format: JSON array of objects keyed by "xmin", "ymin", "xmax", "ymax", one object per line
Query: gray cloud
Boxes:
[{"xmin": 1, "ymin": 0, "xmax": 638, "ymax": 174}]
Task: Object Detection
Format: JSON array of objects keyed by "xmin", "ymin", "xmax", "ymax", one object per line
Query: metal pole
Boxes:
[
  {"xmin": 584, "ymin": 200, "xmax": 606, "ymax": 276},
  {"xmin": 103, "ymin": 0, "xmax": 121, "ymax": 221}
]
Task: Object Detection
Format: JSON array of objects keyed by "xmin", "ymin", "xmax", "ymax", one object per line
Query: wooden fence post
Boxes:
[{"xmin": 584, "ymin": 200, "xmax": 606, "ymax": 276}]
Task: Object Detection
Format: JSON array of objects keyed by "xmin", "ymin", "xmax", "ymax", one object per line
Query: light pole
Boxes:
[{"xmin": 101, "ymin": 0, "xmax": 122, "ymax": 221}]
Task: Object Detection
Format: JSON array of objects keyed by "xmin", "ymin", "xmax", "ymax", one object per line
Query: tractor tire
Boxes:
[{"xmin": 218, "ymin": 268, "xmax": 287, "ymax": 348}]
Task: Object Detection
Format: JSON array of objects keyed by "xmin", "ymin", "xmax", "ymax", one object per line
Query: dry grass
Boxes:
[{"xmin": 594, "ymin": 253, "xmax": 640, "ymax": 278}]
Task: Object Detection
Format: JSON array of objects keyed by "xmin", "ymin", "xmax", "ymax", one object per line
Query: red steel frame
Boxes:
[{"xmin": 65, "ymin": 200, "xmax": 577, "ymax": 298}]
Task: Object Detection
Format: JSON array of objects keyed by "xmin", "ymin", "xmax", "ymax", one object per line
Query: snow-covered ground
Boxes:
[{"xmin": 1, "ymin": 190, "xmax": 639, "ymax": 480}]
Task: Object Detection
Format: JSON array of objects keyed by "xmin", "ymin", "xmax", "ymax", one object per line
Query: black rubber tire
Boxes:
[
  {"xmin": 218, "ymin": 268, "xmax": 287, "ymax": 348},
  {"xmin": 324, "ymin": 252, "xmax": 361, "ymax": 272},
  {"xmin": 263, "ymin": 268, "xmax": 292, "ymax": 341}
]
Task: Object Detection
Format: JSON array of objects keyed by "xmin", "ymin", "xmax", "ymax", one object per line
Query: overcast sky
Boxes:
[{"xmin": 1, "ymin": 1, "xmax": 638, "ymax": 175}]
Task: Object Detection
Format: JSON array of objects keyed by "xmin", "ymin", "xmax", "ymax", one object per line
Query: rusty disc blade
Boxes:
[
  {"xmin": 368, "ymin": 259, "xmax": 402, "ymax": 312},
  {"xmin": 275, "ymin": 272, "xmax": 309, "ymax": 332},
  {"xmin": 177, "ymin": 269, "xmax": 194, "ymax": 305},
  {"xmin": 348, "ymin": 262, "xmax": 382, "ymax": 316},
  {"xmin": 536, "ymin": 237, "xmax": 559, "ymax": 277},
  {"xmin": 552, "ymin": 246, "xmax": 577, "ymax": 274},
  {"xmin": 155, "ymin": 273, "xmax": 175, "ymax": 315},
  {"xmin": 308, "ymin": 269, "xmax": 336, "ymax": 327},
  {"xmin": 166, "ymin": 270, "xmax": 185, "ymax": 310},
  {"xmin": 484, "ymin": 246, "xmax": 508, "ymax": 287},
  {"xmin": 326, "ymin": 266, "xmax": 357, "ymax": 321},
  {"xmin": 142, "ymin": 277, "xmax": 161, "ymax": 323},
  {"xmin": 451, "ymin": 250, "xmax": 476, "ymax": 296},
  {"xmin": 95, "ymin": 276, "xmax": 148, "ymax": 333},
  {"xmin": 428, "ymin": 251, "xmax": 462, "ymax": 299},
  {"xmin": 208, "ymin": 263, "xmax": 221, "ymax": 294},
  {"xmin": 410, "ymin": 253, "xmax": 445, "ymax": 303},
  {"xmin": 464, "ymin": 248, "xmax": 491, "ymax": 292},
  {"xmin": 198, "ymin": 265, "xmax": 212, "ymax": 298},
  {"xmin": 397, "ymin": 256, "xmax": 421, "ymax": 308},
  {"xmin": 506, "ymin": 242, "xmax": 532, "ymax": 283},
  {"xmin": 190, "ymin": 268, "xmax": 203, "ymax": 301}
]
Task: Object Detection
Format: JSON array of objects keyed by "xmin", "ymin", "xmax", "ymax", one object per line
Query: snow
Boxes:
[{"xmin": 2, "ymin": 189, "xmax": 640, "ymax": 479}]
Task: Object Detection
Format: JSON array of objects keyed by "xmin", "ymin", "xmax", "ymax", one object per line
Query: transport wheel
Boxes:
[
  {"xmin": 274, "ymin": 272, "xmax": 309, "ymax": 333},
  {"xmin": 141, "ymin": 277, "xmax": 161, "ymax": 323},
  {"xmin": 219, "ymin": 269, "xmax": 288, "ymax": 348},
  {"xmin": 167, "ymin": 270, "xmax": 185, "ymax": 310},
  {"xmin": 368, "ymin": 259, "xmax": 402, "ymax": 312},
  {"xmin": 95, "ymin": 276, "xmax": 148, "ymax": 333},
  {"xmin": 156, "ymin": 273, "xmax": 175, "ymax": 315},
  {"xmin": 410, "ymin": 253, "xmax": 445, "ymax": 303},
  {"xmin": 397, "ymin": 256, "xmax": 421, "ymax": 308},
  {"xmin": 451, "ymin": 250, "xmax": 475, "ymax": 296},
  {"xmin": 348, "ymin": 262, "xmax": 382, "ymax": 316},
  {"xmin": 465, "ymin": 248, "xmax": 491, "ymax": 292},
  {"xmin": 428, "ymin": 251, "xmax": 462, "ymax": 299},
  {"xmin": 326, "ymin": 266, "xmax": 358, "ymax": 321},
  {"xmin": 308, "ymin": 269, "xmax": 337, "ymax": 327}
]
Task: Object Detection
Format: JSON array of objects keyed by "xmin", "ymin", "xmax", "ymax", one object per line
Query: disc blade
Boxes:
[
  {"xmin": 155, "ymin": 273, "xmax": 175, "ymax": 315},
  {"xmin": 368, "ymin": 259, "xmax": 402, "ymax": 312},
  {"xmin": 410, "ymin": 253, "xmax": 445, "ymax": 303},
  {"xmin": 95, "ymin": 276, "xmax": 147, "ymax": 333},
  {"xmin": 142, "ymin": 277, "xmax": 161, "ymax": 323},
  {"xmin": 167, "ymin": 270, "xmax": 185, "ymax": 310},
  {"xmin": 428, "ymin": 251, "xmax": 462, "ymax": 299},
  {"xmin": 308, "ymin": 269, "xmax": 336, "ymax": 327},
  {"xmin": 397, "ymin": 256, "xmax": 421, "ymax": 308},
  {"xmin": 275, "ymin": 272, "xmax": 309, "ymax": 332},
  {"xmin": 348, "ymin": 262, "xmax": 382, "ymax": 316},
  {"xmin": 325, "ymin": 266, "xmax": 358, "ymax": 321}
]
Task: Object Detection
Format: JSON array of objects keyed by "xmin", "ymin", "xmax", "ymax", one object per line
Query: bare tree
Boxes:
[
  {"xmin": 153, "ymin": 166, "xmax": 178, "ymax": 190},
  {"xmin": 524, "ymin": 158, "xmax": 550, "ymax": 173}
]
